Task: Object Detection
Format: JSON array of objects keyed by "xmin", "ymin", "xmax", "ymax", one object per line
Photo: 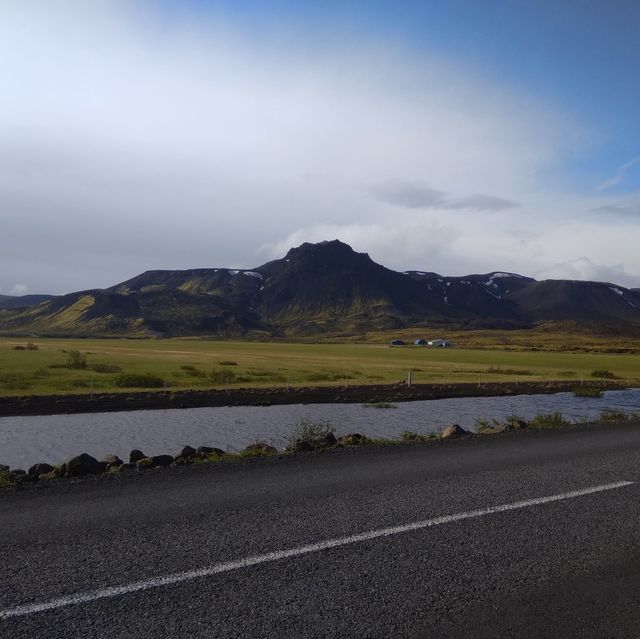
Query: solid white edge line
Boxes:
[{"xmin": 0, "ymin": 480, "xmax": 633, "ymax": 620}]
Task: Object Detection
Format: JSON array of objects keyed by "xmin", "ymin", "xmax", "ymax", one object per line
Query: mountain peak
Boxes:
[{"xmin": 284, "ymin": 240, "xmax": 372, "ymax": 266}]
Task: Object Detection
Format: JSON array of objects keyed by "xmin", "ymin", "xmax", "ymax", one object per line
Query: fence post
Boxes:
[{"xmin": 407, "ymin": 370, "xmax": 412, "ymax": 388}]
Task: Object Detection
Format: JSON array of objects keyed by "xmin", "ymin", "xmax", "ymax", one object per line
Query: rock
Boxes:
[
  {"xmin": 28, "ymin": 463, "xmax": 54, "ymax": 478},
  {"xmin": 0, "ymin": 464, "xmax": 10, "ymax": 474},
  {"xmin": 60, "ymin": 453, "xmax": 105, "ymax": 478},
  {"xmin": 9, "ymin": 469, "xmax": 27, "ymax": 481},
  {"xmin": 324, "ymin": 432, "xmax": 337, "ymax": 446},
  {"xmin": 136, "ymin": 457, "xmax": 156, "ymax": 468},
  {"xmin": 505, "ymin": 419, "xmax": 528, "ymax": 431},
  {"xmin": 440, "ymin": 424, "xmax": 469, "ymax": 440},
  {"xmin": 337, "ymin": 433, "xmax": 363, "ymax": 446},
  {"xmin": 180, "ymin": 445, "xmax": 197, "ymax": 458},
  {"xmin": 291, "ymin": 439, "xmax": 313, "ymax": 452},
  {"xmin": 39, "ymin": 470, "xmax": 58, "ymax": 481},
  {"xmin": 129, "ymin": 449, "xmax": 146, "ymax": 464},
  {"xmin": 151, "ymin": 455, "xmax": 173, "ymax": 467},
  {"xmin": 243, "ymin": 442, "xmax": 277, "ymax": 456},
  {"xmin": 197, "ymin": 446, "xmax": 225, "ymax": 457},
  {"xmin": 102, "ymin": 454, "xmax": 124, "ymax": 467}
]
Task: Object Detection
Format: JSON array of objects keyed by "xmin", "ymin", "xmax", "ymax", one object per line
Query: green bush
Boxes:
[
  {"xmin": 91, "ymin": 363, "xmax": 122, "ymax": 374},
  {"xmin": 573, "ymin": 386, "xmax": 602, "ymax": 398},
  {"xmin": 599, "ymin": 409, "xmax": 637, "ymax": 422},
  {"xmin": 210, "ymin": 369, "xmax": 236, "ymax": 384},
  {"xmin": 529, "ymin": 412, "xmax": 571, "ymax": 430},
  {"xmin": 285, "ymin": 417, "xmax": 334, "ymax": 448},
  {"xmin": 590, "ymin": 369, "xmax": 619, "ymax": 379},
  {"xmin": 399, "ymin": 430, "xmax": 435, "ymax": 442},
  {"xmin": 67, "ymin": 350, "xmax": 88, "ymax": 370},
  {"xmin": 114, "ymin": 373, "xmax": 164, "ymax": 388}
]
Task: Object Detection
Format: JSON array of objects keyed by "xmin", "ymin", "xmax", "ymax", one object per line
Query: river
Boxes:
[{"xmin": 1, "ymin": 389, "xmax": 639, "ymax": 468}]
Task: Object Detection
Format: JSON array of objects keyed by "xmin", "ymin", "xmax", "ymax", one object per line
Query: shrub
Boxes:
[
  {"xmin": 67, "ymin": 350, "xmax": 87, "ymax": 370},
  {"xmin": 114, "ymin": 373, "xmax": 164, "ymax": 388},
  {"xmin": 573, "ymin": 386, "xmax": 602, "ymax": 398},
  {"xmin": 599, "ymin": 409, "xmax": 636, "ymax": 422},
  {"xmin": 180, "ymin": 365, "xmax": 206, "ymax": 378},
  {"xmin": 285, "ymin": 417, "xmax": 334, "ymax": 448},
  {"xmin": 399, "ymin": 430, "xmax": 435, "ymax": 442},
  {"xmin": 210, "ymin": 369, "xmax": 236, "ymax": 384},
  {"xmin": 12, "ymin": 345, "xmax": 26, "ymax": 351},
  {"xmin": 590, "ymin": 369, "xmax": 619, "ymax": 379},
  {"xmin": 218, "ymin": 361, "xmax": 238, "ymax": 366},
  {"xmin": 91, "ymin": 363, "xmax": 122, "ymax": 374},
  {"xmin": 0, "ymin": 471, "xmax": 13, "ymax": 488},
  {"xmin": 529, "ymin": 412, "xmax": 571, "ymax": 430},
  {"xmin": 26, "ymin": 342, "xmax": 39, "ymax": 351}
]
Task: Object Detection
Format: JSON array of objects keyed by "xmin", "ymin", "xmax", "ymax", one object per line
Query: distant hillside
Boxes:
[
  {"xmin": 0, "ymin": 294, "xmax": 55, "ymax": 310},
  {"xmin": 2, "ymin": 240, "xmax": 640, "ymax": 337}
]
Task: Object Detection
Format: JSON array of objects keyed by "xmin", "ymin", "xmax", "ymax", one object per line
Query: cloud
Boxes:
[
  {"xmin": 9, "ymin": 284, "xmax": 28, "ymax": 296},
  {"xmin": 443, "ymin": 194, "xmax": 519, "ymax": 211},
  {"xmin": 0, "ymin": 1, "xmax": 636, "ymax": 293},
  {"xmin": 596, "ymin": 155, "xmax": 640, "ymax": 191},
  {"xmin": 372, "ymin": 183, "xmax": 447, "ymax": 209},
  {"xmin": 591, "ymin": 200, "xmax": 640, "ymax": 217},
  {"xmin": 535, "ymin": 257, "xmax": 640, "ymax": 288},
  {"xmin": 371, "ymin": 182, "xmax": 518, "ymax": 211}
]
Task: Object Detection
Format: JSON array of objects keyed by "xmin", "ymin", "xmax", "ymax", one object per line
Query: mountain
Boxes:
[
  {"xmin": 0, "ymin": 294, "xmax": 55, "ymax": 310},
  {"xmin": 2, "ymin": 240, "xmax": 640, "ymax": 337}
]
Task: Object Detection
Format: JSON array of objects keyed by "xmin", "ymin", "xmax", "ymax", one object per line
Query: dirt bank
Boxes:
[{"xmin": 0, "ymin": 380, "xmax": 626, "ymax": 417}]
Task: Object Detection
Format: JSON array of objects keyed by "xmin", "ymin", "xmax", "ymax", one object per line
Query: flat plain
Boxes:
[{"xmin": 0, "ymin": 333, "xmax": 638, "ymax": 397}]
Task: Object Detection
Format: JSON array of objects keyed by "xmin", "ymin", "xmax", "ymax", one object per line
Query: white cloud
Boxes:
[
  {"xmin": 0, "ymin": 1, "xmax": 636, "ymax": 292},
  {"xmin": 535, "ymin": 258, "xmax": 640, "ymax": 289},
  {"xmin": 9, "ymin": 284, "xmax": 28, "ymax": 296}
]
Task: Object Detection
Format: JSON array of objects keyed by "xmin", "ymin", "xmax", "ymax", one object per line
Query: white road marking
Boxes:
[{"xmin": 0, "ymin": 480, "xmax": 633, "ymax": 620}]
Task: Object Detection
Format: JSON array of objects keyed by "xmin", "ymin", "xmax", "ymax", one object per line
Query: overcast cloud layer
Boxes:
[{"xmin": 1, "ymin": 1, "xmax": 640, "ymax": 295}]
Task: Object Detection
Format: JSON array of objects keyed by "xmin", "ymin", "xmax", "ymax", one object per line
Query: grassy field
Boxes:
[{"xmin": 0, "ymin": 336, "xmax": 638, "ymax": 397}]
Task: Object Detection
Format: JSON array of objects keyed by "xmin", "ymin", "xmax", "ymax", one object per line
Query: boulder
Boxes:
[
  {"xmin": 0, "ymin": 464, "xmax": 10, "ymax": 474},
  {"xmin": 102, "ymin": 454, "xmax": 124, "ymax": 468},
  {"xmin": 9, "ymin": 469, "xmax": 27, "ymax": 481},
  {"xmin": 129, "ymin": 449, "xmax": 146, "ymax": 464},
  {"xmin": 136, "ymin": 457, "xmax": 156, "ymax": 468},
  {"xmin": 243, "ymin": 442, "xmax": 278, "ymax": 456},
  {"xmin": 197, "ymin": 446, "xmax": 225, "ymax": 457},
  {"xmin": 38, "ymin": 470, "xmax": 59, "ymax": 481},
  {"xmin": 60, "ymin": 453, "xmax": 105, "ymax": 477},
  {"xmin": 440, "ymin": 424, "xmax": 469, "ymax": 440},
  {"xmin": 151, "ymin": 455, "xmax": 173, "ymax": 467},
  {"xmin": 180, "ymin": 445, "xmax": 197, "ymax": 458},
  {"xmin": 28, "ymin": 463, "xmax": 54, "ymax": 478},
  {"xmin": 337, "ymin": 433, "xmax": 364, "ymax": 446}
]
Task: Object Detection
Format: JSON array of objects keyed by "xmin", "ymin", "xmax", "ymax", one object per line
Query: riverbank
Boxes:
[
  {"xmin": 0, "ymin": 380, "xmax": 626, "ymax": 417},
  {"xmin": 2, "ymin": 410, "xmax": 639, "ymax": 490}
]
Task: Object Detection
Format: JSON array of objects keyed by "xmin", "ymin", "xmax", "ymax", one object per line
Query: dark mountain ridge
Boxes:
[{"xmin": 2, "ymin": 240, "xmax": 640, "ymax": 337}]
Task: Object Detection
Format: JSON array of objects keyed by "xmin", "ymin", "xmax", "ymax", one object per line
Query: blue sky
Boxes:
[
  {"xmin": 1, "ymin": 1, "xmax": 639, "ymax": 294},
  {"xmin": 160, "ymin": 0, "xmax": 640, "ymax": 193}
]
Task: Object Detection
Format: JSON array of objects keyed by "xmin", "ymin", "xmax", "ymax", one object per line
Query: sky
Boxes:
[{"xmin": 1, "ymin": 0, "xmax": 640, "ymax": 296}]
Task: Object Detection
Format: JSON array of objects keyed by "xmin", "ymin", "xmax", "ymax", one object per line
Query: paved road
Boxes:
[{"xmin": 2, "ymin": 422, "xmax": 640, "ymax": 638}]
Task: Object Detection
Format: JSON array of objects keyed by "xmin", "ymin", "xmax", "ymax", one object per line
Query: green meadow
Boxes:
[{"xmin": 0, "ymin": 337, "xmax": 638, "ymax": 396}]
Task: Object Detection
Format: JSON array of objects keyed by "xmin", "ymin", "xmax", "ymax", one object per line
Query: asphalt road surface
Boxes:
[{"xmin": 2, "ymin": 421, "xmax": 640, "ymax": 638}]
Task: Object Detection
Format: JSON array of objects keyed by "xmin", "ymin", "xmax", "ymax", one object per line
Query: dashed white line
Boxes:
[{"xmin": 0, "ymin": 480, "xmax": 633, "ymax": 620}]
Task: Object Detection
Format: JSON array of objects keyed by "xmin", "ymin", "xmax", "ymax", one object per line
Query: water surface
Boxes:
[{"xmin": 1, "ymin": 389, "xmax": 639, "ymax": 468}]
